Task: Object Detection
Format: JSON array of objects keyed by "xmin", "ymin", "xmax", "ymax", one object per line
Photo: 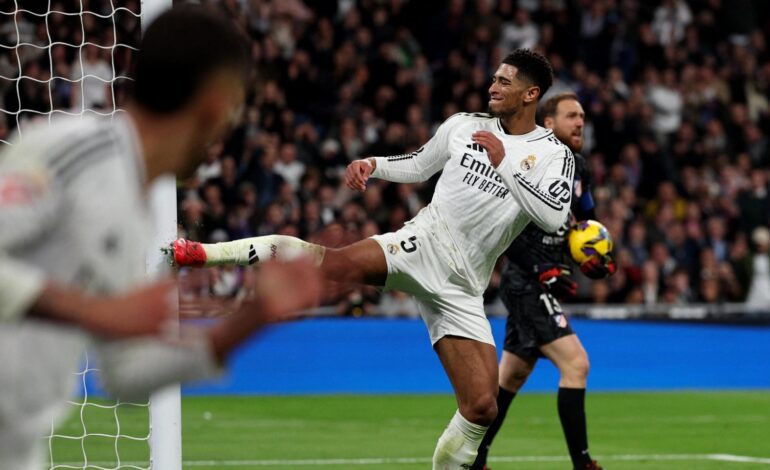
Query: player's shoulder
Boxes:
[
  {"xmin": 528, "ymin": 127, "xmax": 573, "ymax": 159},
  {"xmin": 2, "ymin": 115, "xmax": 116, "ymax": 168},
  {"xmin": 443, "ymin": 112, "xmax": 500, "ymax": 130}
]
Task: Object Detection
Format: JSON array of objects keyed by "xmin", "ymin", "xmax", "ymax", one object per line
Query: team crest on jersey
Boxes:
[
  {"xmin": 387, "ymin": 243, "xmax": 400, "ymax": 255},
  {"xmin": 520, "ymin": 154, "xmax": 536, "ymax": 171},
  {"xmin": 553, "ymin": 314, "xmax": 568, "ymax": 328}
]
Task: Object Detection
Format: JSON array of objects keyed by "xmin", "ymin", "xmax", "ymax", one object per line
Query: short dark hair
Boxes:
[
  {"xmin": 541, "ymin": 92, "xmax": 580, "ymax": 119},
  {"xmin": 501, "ymin": 49, "xmax": 553, "ymax": 99},
  {"xmin": 133, "ymin": 5, "xmax": 249, "ymax": 114}
]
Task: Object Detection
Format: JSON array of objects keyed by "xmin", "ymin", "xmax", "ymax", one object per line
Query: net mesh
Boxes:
[
  {"xmin": 0, "ymin": 1, "xmax": 152, "ymax": 468},
  {"xmin": 0, "ymin": 0, "xmax": 140, "ymax": 145},
  {"xmin": 48, "ymin": 354, "xmax": 151, "ymax": 470}
]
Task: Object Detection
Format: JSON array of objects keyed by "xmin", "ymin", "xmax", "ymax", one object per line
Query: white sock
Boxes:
[
  {"xmin": 202, "ymin": 235, "xmax": 325, "ymax": 267},
  {"xmin": 432, "ymin": 410, "xmax": 488, "ymax": 470}
]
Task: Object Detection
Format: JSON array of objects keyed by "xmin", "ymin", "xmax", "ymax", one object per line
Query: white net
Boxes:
[
  {"xmin": 0, "ymin": 1, "xmax": 152, "ymax": 468},
  {"xmin": 0, "ymin": 0, "xmax": 140, "ymax": 144},
  {"xmin": 48, "ymin": 355, "xmax": 151, "ymax": 470}
]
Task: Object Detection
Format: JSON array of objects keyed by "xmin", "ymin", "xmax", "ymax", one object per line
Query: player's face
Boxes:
[
  {"xmin": 546, "ymin": 99, "xmax": 584, "ymax": 152},
  {"xmin": 208, "ymin": 72, "xmax": 246, "ymax": 143},
  {"xmin": 182, "ymin": 72, "xmax": 246, "ymax": 178},
  {"xmin": 488, "ymin": 64, "xmax": 537, "ymax": 118}
]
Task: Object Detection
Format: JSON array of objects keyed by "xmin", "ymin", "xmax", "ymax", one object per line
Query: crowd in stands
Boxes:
[{"xmin": 2, "ymin": 0, "xmax": 769, "ymax": 314}]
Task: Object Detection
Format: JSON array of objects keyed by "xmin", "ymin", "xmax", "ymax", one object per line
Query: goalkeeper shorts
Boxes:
[{"xmin": 500, "ymin": 286, "xmax": 574, "ymax": 358}]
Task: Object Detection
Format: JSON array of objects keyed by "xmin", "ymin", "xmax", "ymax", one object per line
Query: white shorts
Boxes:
[{"xmin": 371, "ymin": 223, "xmax": 494, "ymax": 347}]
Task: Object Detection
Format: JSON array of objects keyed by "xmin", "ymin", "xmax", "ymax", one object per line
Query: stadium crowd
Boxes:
[{"xmin": 2, "ymin": 0, "xmax": 769, "ymax": 314}]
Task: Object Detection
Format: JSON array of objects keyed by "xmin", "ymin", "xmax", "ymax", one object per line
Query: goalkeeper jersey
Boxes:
[
  {"xmin": 502, "ymin": 152, "xmax": 596, "ymax": 292},
  {"xmin": 0, "ymin": 115, "xmax": 218, "ymax": 468},
  {"xmin": 371, "ymin": 112, "xmax": 574, "ymax": 295}
]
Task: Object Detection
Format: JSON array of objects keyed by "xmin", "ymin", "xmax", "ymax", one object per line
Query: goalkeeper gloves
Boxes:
[
  {"xmin": 579, "ymin": 253, "xmax": 617, "ymax": 279},
  {"xmin": 536, "ymin": 263, "xmax": 577, "ymax": 300}
]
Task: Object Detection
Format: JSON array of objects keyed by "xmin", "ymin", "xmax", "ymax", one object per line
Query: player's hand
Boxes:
[
  {"xmin": 536, "ymin": 263, "xmax": 577, "ymax": 300},
  {"xmin": 86, "ymin": 280, "xmax": 176, "ymax": 338},
  {"xmin": 579, "ymin": 253, "xmax": 617, "ymax": 280},
  {"xmin": 241, "ymin": 259, "xmax": 322, "ymax": 323},
  {"xmin": 345, "ymin": 158, "xmax": 375, "ymax": 192},
  {"xmin": 472, "ymin": 130, "xmax": 505, "ymax": 167},
  {"xmin": 207, "ymin": 259, "xmax": 322, "ymax": 363}
]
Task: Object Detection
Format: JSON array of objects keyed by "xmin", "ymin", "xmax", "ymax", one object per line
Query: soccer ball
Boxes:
[{"xmin": 567, "ymin": 220, "xmax": 614, "ymax": 264}]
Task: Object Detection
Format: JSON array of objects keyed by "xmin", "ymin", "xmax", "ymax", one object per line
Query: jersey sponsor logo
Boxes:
[
  {"xmin": 520, "ymin": 154, "xmax": 536, "ymax": 171},
  {"xmin": 548, "ymin": 180, "xmax": 571, "ymax": 203},
  {"xmin": 458, "ymin": 153, "xmax": 510, "ymax": 199}
]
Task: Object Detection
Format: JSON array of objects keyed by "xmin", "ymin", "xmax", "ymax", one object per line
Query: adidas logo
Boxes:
[
  {"xmin": 248, "ymin": 244, "xmax": 259, "ymax": 265},
  {"xmin": 466, "ymin": 142, "xmax": 483, "ymax": 152}
]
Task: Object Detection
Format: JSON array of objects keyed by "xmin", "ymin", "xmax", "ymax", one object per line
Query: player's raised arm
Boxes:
[
  {"xmin": 502, "ymin": 146, "xmax": 573, "ymax": 233},
  {"xmin": 473, "ymin": 129, "xmax": 573, "ymax": 233},
  {"xmin": 344, "ymin": 114, "xmax": 461, "ymax": 191}
]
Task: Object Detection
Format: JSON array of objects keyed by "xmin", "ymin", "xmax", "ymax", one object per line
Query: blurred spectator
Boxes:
[
  {"xmin": 274, "ymin": 142, "xmax": 306, "ymax": 191},
  {"xmin": 3, "ymin": 0, "xmax": 770, "ymax": 313},
  {"xmin": 745, "ymin": 227, "xmax": 770, "ymax": 310},
  {"xmin": 70, "ymin": 44, "xmax": 112, "ymax": 111}
]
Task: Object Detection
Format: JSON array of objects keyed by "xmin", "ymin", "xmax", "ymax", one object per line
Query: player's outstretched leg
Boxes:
[
  {"xmin": 169, "ymin": 236, "xmax": 388, "ymax": 286},
  {"xmin": 471, "ymin": 352, "xmax": 537, "ymax": 470},
  {"xmin": 432, "ymin": 336, "xmax": 498, "ymax": 470},
  {"xmin": 540, "ymin": 335, "xmax": 602, "ymax": 470},
  {"xmin": 169, "ymin": 236, "xmax": 326, "ymax": 267}
]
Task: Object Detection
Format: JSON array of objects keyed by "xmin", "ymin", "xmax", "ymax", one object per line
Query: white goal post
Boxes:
[{"xmin": 143, "ymin": 0, "xmax": 181, "ymax": 469}]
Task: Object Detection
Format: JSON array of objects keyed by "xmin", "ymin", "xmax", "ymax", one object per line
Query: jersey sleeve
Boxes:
[
  {"xmin": 572, "ymin": 152, "xmax": 596, "ymax": 220},
  {"xmin": 370, "ymin": 114, "xmax": 463, "ymax": 183},
  {"xmin": 0, "ymin": 150, "xmax": 63, "ymax": 321},
  {"xmin": 495, "ymin": 146, "xmax": 574, "ymax": 233}
]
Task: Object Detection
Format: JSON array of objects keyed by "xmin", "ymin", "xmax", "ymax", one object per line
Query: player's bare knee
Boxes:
[
  {"xmin": 563, "ymin": 354, "xmax": 590, "ymax": 381},
  {"xmin": 460, "ymin": 393, "xmax": 498, "ymax": 426},
  {"xmin": 501, "ymin": 368, "xmax": 530, "ymax": 392}
]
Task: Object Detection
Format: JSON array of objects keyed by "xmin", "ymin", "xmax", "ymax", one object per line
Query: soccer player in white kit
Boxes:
[
  {"xmin": 172, "ymin": 49, "xmax": 574, "ymax": 469},
  {"xmin": 0, "ymin": 7, "xmax": 320, "ymax": 469}
]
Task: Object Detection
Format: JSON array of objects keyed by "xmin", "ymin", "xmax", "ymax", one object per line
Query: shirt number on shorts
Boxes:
[
  {"xmin": 400, "ymin": 235, "xmax": 417, "ymax": 253},
  {"xmin": 539, "ymin": 293, "xmax": 563, "ymax": 316}
]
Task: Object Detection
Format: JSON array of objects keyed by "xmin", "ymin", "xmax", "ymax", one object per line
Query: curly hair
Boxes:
[{"xmin": 501, "ymin": 49, "xmax": 554, "ymax": 99}]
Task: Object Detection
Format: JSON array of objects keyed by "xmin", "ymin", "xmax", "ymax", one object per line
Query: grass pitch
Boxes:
[{"xmin": 50, "ymin": 391, "xmax": 770, "ymax": 469}]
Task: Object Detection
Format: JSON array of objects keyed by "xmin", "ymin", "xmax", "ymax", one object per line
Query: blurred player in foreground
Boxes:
[
  {"xmin": 172, "ymin": 49, "xmax": 574, "ymax": 469},
  {"xmin": 472, "ymin": 93, "xmax": 613, "ymax": 470},
  {"xmin": 0, "ymin": 6, "xmax": 319, "ymax": 469}
]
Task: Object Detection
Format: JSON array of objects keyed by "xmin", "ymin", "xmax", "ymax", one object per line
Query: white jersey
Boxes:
[
  {"xmin": 0, "ymin": 115, "xmax": 218, "ymax": 469},
  {"xmin": 371, "ymin": 113, "xmax": 574, "ymax": 295}
]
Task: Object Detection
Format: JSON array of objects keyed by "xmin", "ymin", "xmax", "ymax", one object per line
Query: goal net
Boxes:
[{"xmin": 0, "ymin": 0, "xmax": 177, "ymax": 468}]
